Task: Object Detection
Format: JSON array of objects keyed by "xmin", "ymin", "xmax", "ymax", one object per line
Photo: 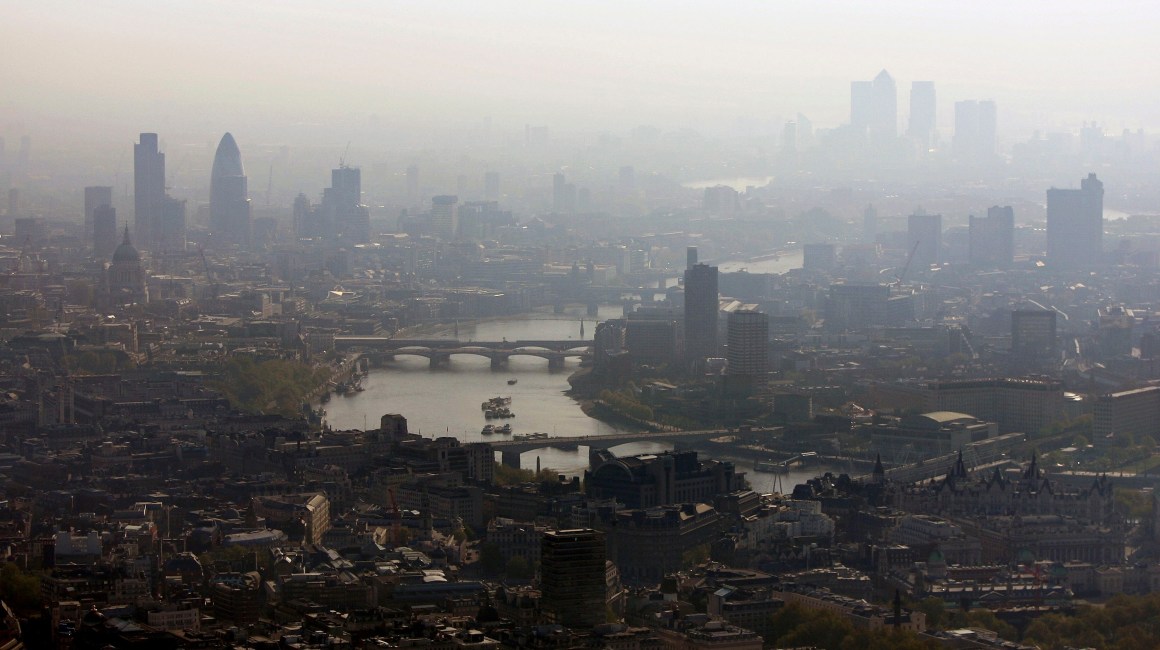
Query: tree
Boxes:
[
  {"xmin": 479, "ymin": 543, "xmax": 503, "ymax": 575},
  {"xmin": 505, "ymin": 556, "xmax": 534, "ymax": 580},
  {"xmin": 0, "ymin": 563, "xmax": 41, "ymax": 611}
]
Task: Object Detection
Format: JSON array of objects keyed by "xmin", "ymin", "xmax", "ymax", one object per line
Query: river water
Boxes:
[{"xmin": 323, "ymin": 253, "xmax": 805, "ymax": 475}]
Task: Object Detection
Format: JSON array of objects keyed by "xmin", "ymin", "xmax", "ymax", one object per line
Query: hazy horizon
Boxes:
[{"xmin": 4, "ymin": 0, "xmax": 1159, "ymax": 149}]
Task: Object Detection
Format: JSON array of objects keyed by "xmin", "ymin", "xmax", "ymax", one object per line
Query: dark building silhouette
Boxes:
[
  {"xmin": 969, "ymin": 206, "xmax": 1015, "ymax": 269},
  {"xmin": 108, "ymin": 226, "xmax": 148, "ymax": 305},
  {"xmin": 686, "ymin": 246, "xmax": 698, "ymax": 270},
  {"xmin": 1047, "ymin": 173, "xmax": 1104, "ymax": 270},
  {"xmin": 683, "ymin": 262, "xmax": 719, "ymax": 364},
  {"xmin": 210, "ymin": 132, "xmax": 251, "ymax": 249},
  {"xmin": 540, "ymin": 529, "xmax": 606, "ymax": 629},
  {"xmin": 907, "ymin": 213, "xmax": 943, "ymax": 269},
  {"xmin": 726, "ymin": 308, "xmax": 768, "ymax": 393},
  {"xmin": 431, "ymin": 195, "xmax": 458, "ymax": 240},
  {"xmin": 133, "ymin": 133, "xmax": 165, "ymax": 250},
  {"xmin": 1011, "ymin": 309, "xmax": 1057, "ymax": 368},
  {"xmin": 93, "ymin": 204, "xmax": 118, "ymax": 259},
  {"xmin": 83, "ymin": 186, "xmax": 112, "ymax": 247}
]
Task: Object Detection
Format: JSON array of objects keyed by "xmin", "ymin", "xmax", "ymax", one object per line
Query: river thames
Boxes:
[{"xmin": 322, "ymin": 250, "xmax": 806, "ymax": 477}]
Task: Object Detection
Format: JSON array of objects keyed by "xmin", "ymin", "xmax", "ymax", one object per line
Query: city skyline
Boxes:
[{"xmin": 3, "ymin": 1, "xmax": 1158, "ymax": 148}]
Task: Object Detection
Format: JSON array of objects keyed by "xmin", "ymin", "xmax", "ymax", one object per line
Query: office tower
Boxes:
[
  {"xmin": 1012, "ymin": 309, "xmax": 1057, "ymax": 367},
  {"xmin": 93, "ymin": 204, "xmax": 118, "ymax": 259},
  {"xmin": 84, "ymin": 186, "xmax": 113, "ymax": 246},
  {"xmin": 953, "ymin": 100, "xmax": 998, "ymax": 161},
  {"xmin": 1047, "ymin": 173, "xmax": 1104, "ymax": 270},
  {"xmin": 552, "ymin": 172, "xmax": 576, "ymax": 213},
  {"xmin": 702, "ymin": 185, "xmax": 739, "ymax": 216},
  {"xmin": 134, "ymin": 133, "xmax": 165, "ymax": 250},
  {"xmin": 686, "ymin": 246, "xmax": 698, "ymax": 270},
  {"xmin": 851, "ymin": 70, "xmax": 897, "ymax": 142},
  {"xmin": 406, "ymin": 165, "xmax": 419, "ymax": 206},
  {"xmin": 210, "ymin": 132, "xmax": 251, "ymax": 249},
  {"xmin": 331, "ymin": 166, "xmax": 360, "ymax": 208},
  {"xmin": 726, "ymin": 309, "xmax": 769, "ymax": 389},
  {"xmin": 6, "ymin": 189, "xmax": 17, "ymax": 218},
  {"xmin": 484, "ymin": 171, "xmax": 500, "ymax": 201},
  {"xmin": 803, "ymin": 243, "xmax": 836, "ymax": 271},
  {"xmin": 781, "ymin": 120, "xmax": 798, "ymax": 153},
  {"xmin": 540, "ymin": 529, "xmax": 606, "ymax": 629},
  {"xmin": 907, "ymin": 213, "xmax": 943, "ymax": 269},
  {"xmin": 969, "ymin": 206, "xmax": 1015, "ymax": 269},
  {"xmin": 157, "ymin": 197, "xmax": 187, "ymax": 252},
  {"xmin": 431, "ymin": 195, "xmax": 459, "ymax": 239},
  {"xmin": 684, "ymin": 263, "xmax": 719, "ymax": 364},
  {"xmin": 863, "ymin": 204, "xmax": 878, "ymax": 244},
  {"xmin": 908, "ymin": 81, "xmax": 936, "ymax": 149},
  {"xmin": 324, "ymin": 166, "xmax": 369, "ymax": 242}
]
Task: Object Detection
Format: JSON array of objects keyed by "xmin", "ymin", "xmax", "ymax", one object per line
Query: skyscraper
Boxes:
[
  {"xmin": 1047, "ymin": 173, "xmax": 1104, "ymax": 269},
  {"xmin": 540, "ymin": 529, "xmax": 606, "ymax": 629},
  {"xmin": 851, "ymin": 70, "xmax": 897, "ymax": 142},
  {"xmin": 84, "ymin": 186, "xmax": 113, "ymax": 247},
  {"xmin": 907, "ymin": 213, "xmax": 943, "ymax": 269},
  {"xmin": 431, "ymin": 195, "xmax": 459, "ymax": 239},
  {"xmin": 907, "ymin": 81, "xmax": 936, "ymax": 149},
  {"xmin": 684, "ymin": 262, "xmax": 719, "ymax": 364},
  {"xmin": 326, "ymin": 166, "xmax": 369, "ymax": 243},
  {"xmin": 969, "ymin": 206, "xmax": 1015, "ymax": 269},
  {"xmin": 1012, "ymin": 309, "xmax": 1057, "ymax": 368},
  {"xmin": 726, "ymin": 308, "xmax": 769, "ymax": 391},
  {"xmin": 133, "ymin": 133, "xmax": 165, "ymax": 250},
  {"xmin": 93, "ymin": 204, "xmax": 118, "ymax": 259},
  {"xmin": 210, "ymin": 132, "xmax": 252, "ymax": 249}
]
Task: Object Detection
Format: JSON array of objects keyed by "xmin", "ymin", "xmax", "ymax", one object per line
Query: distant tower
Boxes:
[
  {"xmin": 726, "ymin": 308, "xmax": 769, "ymax": 393},
  {"xmin": 908, "ymin": 81, "xmax": 936, "ymax": 149},
  {"xmin": 431, "ymin": 195, "xmax": 459, "ymax": 240},
  {"xmin": 134, "ymin": 133, "xmax": 165, "ymax": 250},
  {"xmin": 1047, "ymin": 173, "xmax": 1104, "ymax": 269},
  {"xmin": 686, "ymin": 246, "xmax": 698, "ymax": 270},
  {"xmin": 540, "ymin": 529, "xmax": 606, "ymax": 629},
  {"xmin": 1012, "ymin": 309, "xmax": 1057, "ymax": 368},
  {"xmin": 84, "ymin": 186, "xmax": 113, "ymax": 247},
  {"xmin": 969, "ymin": 206, "xmax": 1015, "ymax": 269},
  {"xmin": 684, "ymin": 262, "xmax": 719, "ymax": 365},
  {"xmin": 852, "ymin": 70, "xmax": 897, "ymax": 142},
  {"xmin": 93, "ymin": 205, "xmax": 118, "ymax": 259},
  {"xmin": 210, "ymin": 132, "xmax": 252, "ymax": 249}
]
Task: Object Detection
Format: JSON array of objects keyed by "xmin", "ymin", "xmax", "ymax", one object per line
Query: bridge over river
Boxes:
[
  {"xmin": 335, "ymin": 337, "xmax": 592, "ymax": 369},
  {"xmin": 487, "ymin": 427, "xmax": 775, "ymax": 468}
]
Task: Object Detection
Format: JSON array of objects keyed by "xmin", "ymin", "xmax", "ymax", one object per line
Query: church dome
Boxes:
[{"xmin": 112, "ymin": 226, "xmax": 140, "ymax": 263}]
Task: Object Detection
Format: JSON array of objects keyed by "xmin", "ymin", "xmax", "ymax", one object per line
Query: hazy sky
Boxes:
[{"xmin": 4, "ymin": 0, "xmax": 1159, "ymax": 144}]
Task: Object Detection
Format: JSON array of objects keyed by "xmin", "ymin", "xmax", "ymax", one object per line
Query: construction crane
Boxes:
[{"xmin": 895, "ymin": 240, "xmax": 920, "ymax": 288}]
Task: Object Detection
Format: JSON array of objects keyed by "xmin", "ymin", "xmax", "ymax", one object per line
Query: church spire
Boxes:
[{"xmin": 122, "ymin": 224, "xmax": 131, "ymax": 246}]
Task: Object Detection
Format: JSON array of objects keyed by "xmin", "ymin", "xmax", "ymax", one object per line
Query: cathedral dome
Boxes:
[{"xmin": 112, "ymin": 227, "xmax": 140, "ymax": 263}]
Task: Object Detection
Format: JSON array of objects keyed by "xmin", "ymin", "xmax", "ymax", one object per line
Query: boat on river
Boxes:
[
  {"xmin": 508, "ymin": 378, "xmax": 518, "ymax": 385},
  {"xmin": 481, "ymin": 425, "xmax": 496, "ymax": 435}
]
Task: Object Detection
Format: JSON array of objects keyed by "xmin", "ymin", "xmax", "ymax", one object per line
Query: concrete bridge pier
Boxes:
[
  {"xmin": 548, "ymin": 355, "xmax": 565, "ymax": 370},
  {"xmin": 501, "ymin": 449, "xmax": 522, "ymax": 469},
  {"xmin": 429, "ymin": 353, "xmax": 450, "ymax": 369},
  {"xmin": 490, "ymin": 355, "xmax": 508, "ymax": 370}
]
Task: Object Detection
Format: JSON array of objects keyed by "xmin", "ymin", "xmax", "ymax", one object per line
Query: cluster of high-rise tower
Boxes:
[{"xmin": 81, "ymin": 132, "xmax": 373, "ymax": 258}]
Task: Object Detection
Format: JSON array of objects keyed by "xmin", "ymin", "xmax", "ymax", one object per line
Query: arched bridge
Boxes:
[{"xmin": 334, "ymin": 337, "xmax": 591, "ymax": 369}]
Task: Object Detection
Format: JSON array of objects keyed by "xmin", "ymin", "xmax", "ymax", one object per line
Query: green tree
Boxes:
[{"xmin": 0, "ymin": 563, "xmax": 41, "ymax": 611}]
